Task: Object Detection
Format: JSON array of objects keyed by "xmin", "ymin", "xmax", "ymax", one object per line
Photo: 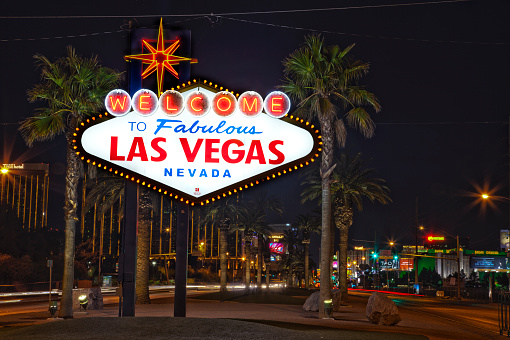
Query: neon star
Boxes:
[{"xmin": 124, "ymin": 18, "xmax": 197, "ymax": 96}]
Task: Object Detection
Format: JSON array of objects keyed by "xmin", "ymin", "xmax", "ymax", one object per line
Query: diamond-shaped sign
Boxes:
[{"xmin": 75, "ymin": 82, "xmax": 321, "ymax": 205}]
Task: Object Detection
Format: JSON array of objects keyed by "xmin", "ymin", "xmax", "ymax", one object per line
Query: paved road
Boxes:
[
  {"xmin": 350, "ymin": 291, "xmax": 501, "ymax": 339},
  {"xmin": 0, "ymin": 288, "xmax": 504, "ymax": 339}
]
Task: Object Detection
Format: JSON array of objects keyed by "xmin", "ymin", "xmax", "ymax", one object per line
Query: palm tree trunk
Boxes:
[
  {"xmin": 265, "ymin": 260, "xmax": 270, "ymax": 286},
  {"xmin": 219, "ymin": 226, "xmax": 228, "ymax": 292},
  {"xmin": 304, "ymin": 243, "xmax": 310, "ymax": 289},
  {"xmin": 135, "ymin": 188, "xmax": 151, "ymax": 304},
  {"xmin": 59, "ymin": 127, "xmax": 80, "ymax": 319},
  {"xmin": 287, "ymin": 264, "xmax": 293, "ymax": 287},
  {"xmin": 245, "ymin": 238, "xmax": 252, "ymax": 289},
  {"xmin": 335, "ymin": 203, "xmax": 353, "ymax": 303},
  {"xmin": 339, "ymin": 224, "xmax": 348, "ymax": 301},
  {"xmin": 319, "ymin": 115, "xmax": 334, "ymax": 318},
  {"xmin": 257, "ymin": 240, "xmax": 263, "ymax": 288}
]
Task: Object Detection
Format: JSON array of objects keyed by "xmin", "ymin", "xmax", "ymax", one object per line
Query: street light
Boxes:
[{"xmin": 481, "ymin": 193, "xmax": 510, "ymax": 292}]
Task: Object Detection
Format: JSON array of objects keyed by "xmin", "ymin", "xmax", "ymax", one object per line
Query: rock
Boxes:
[
  {"xmin": 72, "ymin": 287, "xmax": 104, "ymax": 311},
  {"xmin": 303, "ymin": 290, "xmax": 342, "ymax": 312},
  {"xmin": 366, "ymin": 292, "xmax": 401, "ymax": 325},
  {"xmin": 303, "ymin": 291, "xmax": 320, "ymax": 311}
]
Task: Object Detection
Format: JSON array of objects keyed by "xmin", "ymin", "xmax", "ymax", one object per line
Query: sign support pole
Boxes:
[
  {"xmin": 120, "ymin": 180, "xmax": 138, "ymax": 316},
  {"xmin": 174, "ymin": 202, "xmax": 189, "ymax": 317}
]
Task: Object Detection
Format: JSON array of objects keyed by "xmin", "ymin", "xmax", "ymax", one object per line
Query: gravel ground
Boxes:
[{"xmin": 0, "ymin": 317, "xmax": 427, "ymax": 340}]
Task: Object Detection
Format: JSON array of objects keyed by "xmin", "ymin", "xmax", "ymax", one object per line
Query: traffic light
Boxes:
[
  {"xmin": 393, "ymin": 255, "xmax": 398, "ymax": 260},
  {"xmin": 372, "ymin": 253, "xmax": 378, "ymax": 259}
]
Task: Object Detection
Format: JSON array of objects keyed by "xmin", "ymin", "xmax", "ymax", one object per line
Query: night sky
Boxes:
[{"xmin": 1, "ymin": 1, "xmax": 509, "ymax": 253}]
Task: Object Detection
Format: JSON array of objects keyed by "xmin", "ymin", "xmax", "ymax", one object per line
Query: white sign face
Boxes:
[{"xmin": 77, "ymin": 84, "xmax": 320, "ymax": 204}]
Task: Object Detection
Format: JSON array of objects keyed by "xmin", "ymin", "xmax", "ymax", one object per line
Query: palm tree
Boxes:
[
  {"xmin": 295, "ymin": 213, "xmax": 320, "ymax": 289},
  {"xmin": 282, "ymin": 34, "xmax": 380, "ymax": 317},
  {"xmin": 234, "ymin": 208, "xmax": 268, "ymax": 289},
  {"xmin": 20, "ymin": 47, "xmax": 122, "ymax": 318},
  {"xmin": 281, "ymin": 228, "xmax": 299, "ymax": 287},
  {"xmin": 203, "ymin": 197, "xmax": 241, "ymax": 292},
  {"xmin": 331, "ymin": 152, "xmax": 391, "ymax": 300},
  {"xmin": 233, "ymin": 193, "xmax": 280, "ymax": 290},
  {"xmin": 135, "ymin": 187, "xmax": 152, "ymax": 304}
]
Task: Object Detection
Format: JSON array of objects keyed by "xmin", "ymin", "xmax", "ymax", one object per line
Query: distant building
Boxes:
[{"xmin": 0, "ymin": 163, "xmax": 49, "ymax": 230}]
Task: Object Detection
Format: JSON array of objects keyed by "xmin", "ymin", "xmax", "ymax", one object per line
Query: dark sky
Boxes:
[{"xmin": 1, "ymin": 0, "xmax": 509, "ymax": 252}]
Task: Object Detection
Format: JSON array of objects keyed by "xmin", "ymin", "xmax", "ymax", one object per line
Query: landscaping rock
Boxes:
[
  {"xmin": 366, "ymin": 292, "xmax": 401, "ymax": 325},
  {"xmin": 303, "ymin": 290, "xmax": 342, "ymax": 312},
  {"xmin": 303, "ymin": 291, "xmax": 320, "ymax": 311}
]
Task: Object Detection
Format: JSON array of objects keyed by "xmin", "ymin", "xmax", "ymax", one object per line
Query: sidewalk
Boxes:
[{"xmin": 0, "ymin": 290, "xmax": 502, "ymax": 340}]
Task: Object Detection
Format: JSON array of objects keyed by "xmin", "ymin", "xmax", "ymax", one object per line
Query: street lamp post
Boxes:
[{"xmin": 481, "ymin": 194, "xmax": 510, "ymax": 292}]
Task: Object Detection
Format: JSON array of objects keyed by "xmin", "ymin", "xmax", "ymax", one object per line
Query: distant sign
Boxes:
[
  {"xmin": 471, "ymin": 256, "xmax": 509, "ymax": 270},
  {"xmin": 379, "ymin": 259, "xmax": 399, "ymax": 270},
  {"xmin": 269, "ymin": 243, "xmax": 284, "ymax": 254},
  {"xmin": 399, "ymin": 258, "xmax": 413, "ymax": 271}
]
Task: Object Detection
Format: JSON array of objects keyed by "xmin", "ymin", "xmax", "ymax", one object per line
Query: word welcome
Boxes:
[{"xmin": 105, "ymin": 88, "xmax": 290, "ymax": 119}]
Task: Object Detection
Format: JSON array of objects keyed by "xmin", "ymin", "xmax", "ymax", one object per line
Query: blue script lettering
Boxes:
[{"xmin": 154, "ymin": 119, "xmax": 262, "ymax": 136}]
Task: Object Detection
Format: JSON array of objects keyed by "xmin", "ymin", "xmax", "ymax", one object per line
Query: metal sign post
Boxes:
[
  {"xmin": 47, "ymin": 259, "xmax": 53, "ymax": 310},
  {"xmin": 174, "ymin": 203, "xmax": 189, "ymax": 317}
]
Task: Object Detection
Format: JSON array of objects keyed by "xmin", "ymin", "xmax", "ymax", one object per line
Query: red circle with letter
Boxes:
[
  {"xmin": 186, "ymin": 91, "xmax": 210, "ymax": 117},
  {"xmin": 238, "ymin": 91, "xmax": 263, "ymax": 118},
  {"xmin": 159, "ymin": 90, "xmax": 184, "ymax": 116},
  {"xmin": 264, "ymin": 91, "xmax": 290, "ymax": 118},
  {"xmin": 132, "ymin": 89, "xmax": 158, "ymax": 116},
  {"xmin": 212, "ymin": 91, "xmax": 236, "ymax": 117},
  {"xmin": 105, "ymin": 89, "xmax": 131, "ymax": 116}
]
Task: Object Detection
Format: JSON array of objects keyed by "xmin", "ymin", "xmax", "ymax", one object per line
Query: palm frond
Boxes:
[{"xmin": 18, "ymin": 113, "xmax": 65, "ymax": 146}]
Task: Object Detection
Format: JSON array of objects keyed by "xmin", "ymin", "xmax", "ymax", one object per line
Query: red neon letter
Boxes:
[
  {"xmin": 165, "ymin": 96, "xmax": 178, "ymax": 112},
  {"xmin": 180, "ymin": 138, "xmax": 203, "ymax": 162},
  {"xmin": 245, "ymin": 140, "xmax": 266, "ymax": 164},
  {"xmin": 216, "ymin": 96, "xmax": 232, "ymax": 112},
  {"xmin": 127, "ymin": 137, "xmax": 148, "ymax": 161},
  {"xmin": 205, "ymin": 139, "xmax": 220, "ymax": 163},
  {"xmin": 110, "ymin": 136, "xmax": 125, "ymax": 161},
  {"xmin": 139, "ymin": 94, "xmax": 152, "ymax": 112},
  {"xmin": 109, "ymin": 95, "xmax": 128, "ymax": 112},
  {"xmin": 151, "ymin": 137, "xmax": 167, "ymax": 162},
  {"xmin": 271, "ymin": 96, "xmax": 284, "ymax": 113},
  {"xmin": 268, "ymin": 140, "xmax": 285, "ymax": 164},
  {"xmin": 190, "ymin": 96, "xmax": 203, "ymax": 112},
  {"xmin": 221, "ymin": 140, "xmax": 245, "ymax": 163},
  {"xmin": 242, "ymin": 97, "xmax": 258, "ymax": 113}
]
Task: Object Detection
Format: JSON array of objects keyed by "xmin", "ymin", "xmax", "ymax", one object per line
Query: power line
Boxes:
[
  {"xmin": 219, "ymin": 16, "xmax": 509, "ymax": 46},
  {"xmin": 0, "ymin": 0, "xmax": 470, "ymax": 19}
]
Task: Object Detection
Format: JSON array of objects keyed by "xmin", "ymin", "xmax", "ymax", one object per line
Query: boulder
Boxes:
[
  {"xmin": 366, "ymin": 292, "xmax": 401, "ymax": 325},
  {"xmin": 303, "ymin": 290, "xmax": 342, "ymax": 312},
  {"xmin": 303, "ymin": 291, "xmax": 320, "ymax": 311}
]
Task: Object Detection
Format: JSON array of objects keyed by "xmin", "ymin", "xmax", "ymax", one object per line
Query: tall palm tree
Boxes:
[
  {"xmin": 232, "ymin": 193, "xmax": 280, "ymax": 290},
  {"xmin": 282, "ymin": 34, "xmax": 380, "ymax": 318},
  {"xmin": 281, "ymin": 228, "xmax": 299, "ymax": 287},
  {"xmin": 331, "ymin": 152, "xmax": 391, "ymax": 300},
  {"xmin": 20, "ymin": 47, "xmax": 122, "ymax": 318},
  {"xmin": 295, "ymin": 213, "xmax": 320, "ymax": 289},
  {"xmin": 234, "ymin": 208, "xmax": 268, "ymax": 289},
  {"xmin": 135, "ymin": 187, "xmax": 152, "ymax": 304},
  {"xmin": 204, "ymin": 197, "xmax": 241, "ymax": 292}
]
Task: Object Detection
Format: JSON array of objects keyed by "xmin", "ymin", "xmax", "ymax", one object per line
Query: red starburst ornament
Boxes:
[{"xmin": 124, "ymin": 18, "xmax": 198, "ymax": 96}]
